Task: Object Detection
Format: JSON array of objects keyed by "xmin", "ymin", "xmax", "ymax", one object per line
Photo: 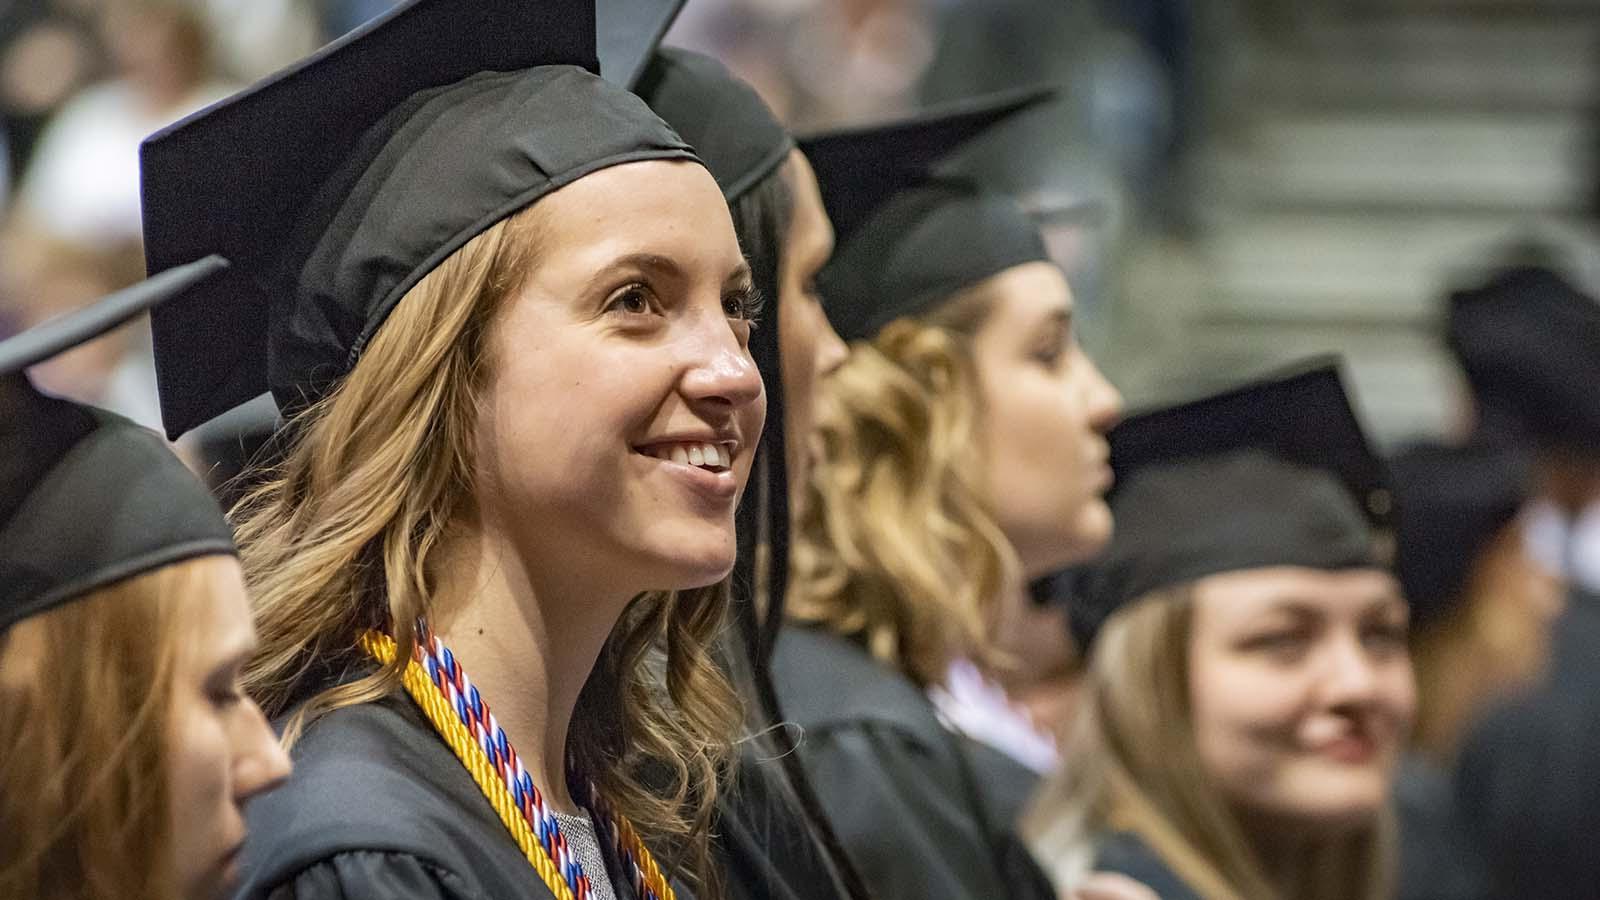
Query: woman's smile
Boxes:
[{"xmin": 634, "ymin": 437, "xmax": 742, "ymax": 503}]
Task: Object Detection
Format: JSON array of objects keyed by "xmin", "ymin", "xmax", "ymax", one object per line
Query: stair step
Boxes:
[{"xmin": 1204, "ymin": 112, "xmax": 1588, "ymax": 212}]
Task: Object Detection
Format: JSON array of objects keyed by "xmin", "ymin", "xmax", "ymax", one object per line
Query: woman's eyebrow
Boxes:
[
  {"xmin": 581, "ymin": 252, "xmax": 686, "ymax": 294},
  {"xmin": 1037, "ymin": 306, "xmax": 1072, "ymax": 333},
  {"xmin": 724, "ymin": 261, "xmax": 754, "ymax": 292},
  {"xmin": 204, "ymin": 643, "xmax": 255, "ymax": 681}
]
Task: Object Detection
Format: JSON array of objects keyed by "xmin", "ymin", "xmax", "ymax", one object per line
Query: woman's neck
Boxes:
[{"xmin": 429, "ymin": 523, "xmax": 628, "ymax": 814}]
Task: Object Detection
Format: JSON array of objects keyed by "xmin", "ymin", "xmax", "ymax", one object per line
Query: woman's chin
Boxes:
[
  {"xmin": 1022, "ymin": 500, "xmax": 1116, "ymax": 576},
  {"xmin": 643, "ymin": 546, "xmax": 738, "ymax": 591}
]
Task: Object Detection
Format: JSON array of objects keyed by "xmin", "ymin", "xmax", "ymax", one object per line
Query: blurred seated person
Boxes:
[{"xmin": 1027, "ymin": 361, "xmax": 1412, "ymax": 900}]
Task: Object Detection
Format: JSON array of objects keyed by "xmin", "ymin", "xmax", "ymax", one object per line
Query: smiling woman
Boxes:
[
  {"xmin": 137, "ymin": 1, "xmax": 764, "ymax": 898},
  {"xmin": 1025, "ymin": 363, "xmax": 1411, "ymax": 900}
]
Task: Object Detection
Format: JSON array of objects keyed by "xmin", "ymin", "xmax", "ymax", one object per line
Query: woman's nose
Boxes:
[{"xmin": 233, "ymin": 700, "xmax": 292, "ymax": 803}]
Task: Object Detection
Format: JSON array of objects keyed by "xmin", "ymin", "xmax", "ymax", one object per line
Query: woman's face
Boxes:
[
  {"xmin": 970, "ymin": 261, "xmax": 1122, "ymax": 577},
  {"xmin": 477, "ymin": 159, "xmax": 765, "ymax": 596},
  {"xmin": 167, "ymin": 555, "xmax": 291, "ymax": 900},
  {"xmin": 776, "ymin": 150, "xmax": 848, "ymax": 495},
  {"xmin": 1187, "ymin": 567, "xmax": 1415, "ymax": 831}
]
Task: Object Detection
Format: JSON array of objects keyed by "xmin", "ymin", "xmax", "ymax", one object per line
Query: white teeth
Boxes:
[{"xmin": 644, "ymin": 441, "xmax": 732, "ymax": 470}]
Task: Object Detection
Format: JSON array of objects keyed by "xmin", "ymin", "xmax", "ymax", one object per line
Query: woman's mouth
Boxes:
[
  {"xmin": 1311, "ymin": 732, "xmax": 1379, "ymax": 765},
  {"xmin": 634, "ymin": 440, "xmax": 740, "ymax": 501},
  {"xmin": 216, "ymin": 841, "xmax": 245, "ymax": 890},
  {"xmin": 636, "ymin": 440, "xmax": 733, "ymax": 472}
]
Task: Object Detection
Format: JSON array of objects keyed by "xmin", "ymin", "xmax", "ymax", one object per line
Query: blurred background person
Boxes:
[
  {"xmin": 1028, "ymin": 361, "xmax": 1410, "ymax": 900},
  {"xmin": 1441, "ymin": 262, "xmax": 1600, "ymax": 900},
  {"xmin": 12, "ymin": 0, "xmax": 233, "ymax": 247},
  {"xmin": 1387, "ymin": 438, "xmax": 1564, "ymax": 900}
]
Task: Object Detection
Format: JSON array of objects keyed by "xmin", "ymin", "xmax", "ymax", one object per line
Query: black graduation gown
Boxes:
[
  {"xmin": 714, "ymin": 749, "xmax": 852, "ymax": 900},
  {"xmin": 1454, "ymin": 595, "xmax": 1600, "ymax": 900},
  {"xmin": 234, "ymin": 691, "xmax": 692, "ymax": 900},
  {"xmin": 769, "ymin": 625, "xmax": 1054, "ymax": 900},
  {"xmin": 1394, "ymin": 754, "xmax": 1489, "ymax": 900},
  {"xmin": 1092, "ymin": 831, "xmax": 1203, "ymax": 900}
]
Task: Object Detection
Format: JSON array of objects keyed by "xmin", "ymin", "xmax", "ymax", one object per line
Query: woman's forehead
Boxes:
[{"xmin": 1195, "ymin": 567, "xmax": 1402, "ymax": 620}]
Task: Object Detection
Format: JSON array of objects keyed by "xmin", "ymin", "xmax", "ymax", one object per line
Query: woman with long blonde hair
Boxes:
[
  {"xmin": 630, "ymin": 44, "xmax": 871, "ymax": 900},
  {"xmin": 769, "ymin": 91, "xmax": 1122, "ymax": 900},
  {"xmin": 1026, "ymin": 363, "xmax": 1413, "ymax": 900},
  {"xmin": 141, "ymin": 1, "xmax": 763, "ymax": 897},
  {"xmin": 1, "ymin": 265, "xmax": 290, "ymax": 900}
]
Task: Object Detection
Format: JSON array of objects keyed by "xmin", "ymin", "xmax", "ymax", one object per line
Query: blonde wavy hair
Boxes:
[
  {"xmin": 0, "ymin": 561, "xmax": 204, "ymax": 900},
  {"xmin": 232, "ymin": 202, "xmax": 741, "ymax": 896},
  {"xmin": 787, "ymin": 285, "xmax": 1018, "ymax": 687},
  {"xmin": 1024, "ymin": 587, "xmax": 1395, "ymax": 900}
]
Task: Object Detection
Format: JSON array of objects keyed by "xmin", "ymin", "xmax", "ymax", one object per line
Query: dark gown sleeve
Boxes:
[
  {"xmin": 798, "ymin": 723, "xmax": 1004, "ymax": 900},
  {"xmin": 261, "ymin": 851, "xmax": 487, "ymax": 900}
]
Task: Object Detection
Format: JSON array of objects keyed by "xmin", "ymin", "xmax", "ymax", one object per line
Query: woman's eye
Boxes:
[
  {"xmin": 1243, "ymin": 631, "xmax": 1308, "ymax": 659},
  {"xmin": 605, "ymin": 285, "xmax": 655, "ymax": 316},
  {"xmin": 209, "ymin": 685, "xmax": 243, "ymax": 709},
  {"xmin": 725, "ymin": 287, "xmax": 765, "ymax": 324},
  {"xmin": 1362, "ymin": 623, "xmax": 1408, "ymax": 652}
]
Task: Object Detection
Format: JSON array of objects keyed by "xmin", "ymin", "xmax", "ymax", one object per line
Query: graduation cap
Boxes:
[
  {"xmin": 633, "ymin": 47, "xmax": 794, "ymax": 204},
  {"xmin": 801, "ymin": 87, "xmax": 1056, "ymax": 342},
  {"xmin": 596, "ymin": 0, "xmax": 686, "ymax": 91},
  {"xmin": 1448, "ymin": 265, "xmax": 1600, "ymax": 452},
  {"xmin": 142, "ymin": 0, "xmax": 699, "ymax": 439},
  {"xmin": 1071, "ymin": 358, "xmax": 1392, "ymax": 649},
  {"xmin": 0, "ymin": 259, "xmax": 237, "ymax": 633},
  {"xmin": 593, "ymin": 0, "xmax": 793, "ymax": 202},
  {"xmin": 1389, "ymin": 439, "xmax": 1533, "ymax": 629}
]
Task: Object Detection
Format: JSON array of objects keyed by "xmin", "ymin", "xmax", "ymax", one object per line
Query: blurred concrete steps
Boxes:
[
  {"xmin": 1257, "ymin": 15, "xmax": 1600, "ymax": 114},
  {"xmin": 1152, "ymin": 1, "xmax": 1600, "ymax": 444},
  {"xmin": 1206, "ymin": 111, "xmax": 1586, "ymax": 214}
]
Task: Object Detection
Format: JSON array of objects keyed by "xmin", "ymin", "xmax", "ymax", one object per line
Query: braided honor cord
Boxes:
[{"xmin": 361, "ymin": 628, "xmax": 675, "ymax": 900}]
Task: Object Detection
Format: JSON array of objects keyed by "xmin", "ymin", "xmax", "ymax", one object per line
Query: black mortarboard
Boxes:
[
  {"xmin": 1, "ymin": 260, "xmax": 237, "ymax": 633},
  {"xmin": 801, "ymin": 87, "xmax": 1055, "ymax": 342},
  {"xmin": 142, "ymin": 0, "xmax": 700, "ymax": 439},
  {"xmin": 592, "ymin": 0, "xmax": 792, "ymax": 202},
  {"xmin": 1448, "ymin": 265, "xmax": 1600, "ymax": 452},
  {"xmin": 1390, "ymin": 439, "xmax": 1533, "ymax": 629},
  {"xmin": 1072, "ymin": 358, "xmax": 1392, "ymax": 648},
  {"xmin": 596, "ymin": 0, "xmax": 685, "ymax": 92},
  {"xmin": 633, "ymin": 47, "xmax": 794, "ymax": 203}
]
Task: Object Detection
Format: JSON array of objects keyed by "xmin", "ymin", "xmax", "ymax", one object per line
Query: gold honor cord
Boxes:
[{"xmin": 360, "ymin": 632, "xmax": 676, "ymax": 900}]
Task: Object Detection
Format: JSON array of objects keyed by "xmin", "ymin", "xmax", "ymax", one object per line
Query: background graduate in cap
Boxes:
[
  {"xmin": 1447, "ymin": 263, "xmax": 1600, "ymax": 678},
  {"xmin": 1442, "ymin": 264, "xmax": 1600, "ymax": 900},
  {"xmin": 1026, "ymin": 360, "xmax": 1412, "ymax": 900},
  {"xmin": 1386, "ymin": 439, "xmax": 1561, "ymax": 900},
  {"xmin": 0, "ymin": 260, "xmax": 290, "ymax": 900},
  {"xmin": 769, "ymin": 88, "xmax": 1122, "ymax": 900},
  {"xmin": 141, "ymin": 0, "xmax": 767, "ymax": 896}
]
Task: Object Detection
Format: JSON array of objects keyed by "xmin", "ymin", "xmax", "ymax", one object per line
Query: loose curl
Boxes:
[
  {"xmin": 0, "ymin": 562, "xmax": 195, "ymax": 900},
  {"xmin": 233, "ymin": 201, "xmax": 740, "ymax": 897},
  {"xmin": 787, "ymin": 285, "xmax": 1018, "ymax": 688},
  {"xmin": 1024, "ymin": 588, "xmax": 1395, "ymax": 900}
]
